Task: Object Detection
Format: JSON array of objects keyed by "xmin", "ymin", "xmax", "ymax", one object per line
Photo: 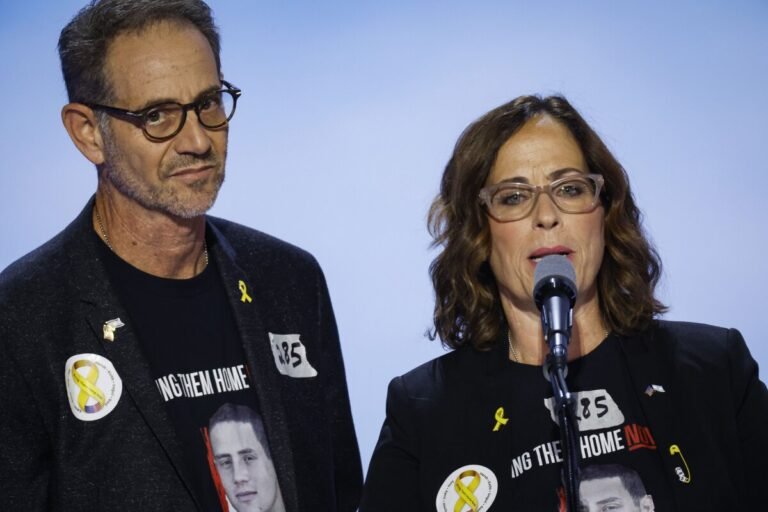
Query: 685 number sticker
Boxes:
[{"xmin": 268, "ymin": 333, "xmax": 318, "ymax": 378}]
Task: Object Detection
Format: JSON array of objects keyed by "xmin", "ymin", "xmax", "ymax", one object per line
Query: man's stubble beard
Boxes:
[{"xmin": 100, "ymin": 126, "xmax": 226, "ymax": 219}]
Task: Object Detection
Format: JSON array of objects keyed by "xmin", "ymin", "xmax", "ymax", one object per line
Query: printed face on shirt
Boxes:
[
  {"xmin": 210, "ymin": 420, "xmax": 280, "ymax": 512},
  {"xmin": 579, "ymin": 475, "xmax": 655, "ymax": 512}
]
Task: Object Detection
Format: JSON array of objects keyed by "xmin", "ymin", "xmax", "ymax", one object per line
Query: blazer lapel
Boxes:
[
  {"xmin": 208, "ymin": 223, "xmax": 299, "ymax": 512},
  {"xmin": 618, "ymin": 328, "xmax": 694, "ymax": 510},
  {"xmin": 67, "ymin": 200, "xmax": 201, "ymax": 509}
]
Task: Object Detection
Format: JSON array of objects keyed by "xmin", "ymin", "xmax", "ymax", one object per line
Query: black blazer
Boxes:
[
  {"xmin": 0, "ymin": 200, "xmax": 362, "ymax": 511},
  {"xmin": 360, "ymin": 321, "xmax": 768, "ymax": 510}
]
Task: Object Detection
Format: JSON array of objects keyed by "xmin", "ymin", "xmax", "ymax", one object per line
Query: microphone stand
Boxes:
[{"xmin": 542, "ymin": 302, "xmax": 581, "ymax": 512}]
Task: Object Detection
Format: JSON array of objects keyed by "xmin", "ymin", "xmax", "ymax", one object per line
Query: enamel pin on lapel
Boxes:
[
  {"xmin": 238, "ymin": 279, "xmax": 253, "ymax": 303},
  {"xmin": 492, "ymin": 407, "xmax": 508, "ymax": 431},
  {"xmin": 102, "ymin": 318, "xmax": 125, "ymax": 342}
]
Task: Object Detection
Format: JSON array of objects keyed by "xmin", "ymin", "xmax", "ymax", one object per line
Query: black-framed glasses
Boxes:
[
  {"xmin": 478, "ymin": 173, "xmax": 605, "ymax": 222},
  {"xmin": 86, "ymin": 80, "xmax": 242, "ymax": 141}
]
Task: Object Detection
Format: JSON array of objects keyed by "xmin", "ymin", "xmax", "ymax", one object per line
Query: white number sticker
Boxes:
[
  {"xmin": 544, "ymin": 388, "xmax": 625, "ymax": 431},
  {"xmin": 268, "ymin": 333, "xmax": 318, "ymax": 378}
]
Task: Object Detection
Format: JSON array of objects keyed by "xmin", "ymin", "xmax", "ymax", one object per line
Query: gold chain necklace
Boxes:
[
  {"xmin": 94, "ymin": 207, "xmax": 208, "ymax": 267},
  {"xmin": 507, "ymin": 329, "xmax": 520, "ymax": 363}
]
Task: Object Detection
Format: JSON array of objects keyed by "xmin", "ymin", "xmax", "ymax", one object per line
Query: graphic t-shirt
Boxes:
[
  {"xmin": 430, "ymin": 334, "xmax": 677, "ymax": 512},
  {"xmin": 502, "ymin": 334, "xmax": 673, "ymax": 510},
  {"xmin": 99, "ymin": 235, "xmax": 285, "ymax": 512}
]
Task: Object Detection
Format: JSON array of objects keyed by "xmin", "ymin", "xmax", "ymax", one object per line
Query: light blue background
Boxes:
[{"xmin": 2, "ymin": 0, "xmax": 767, "ymax": 474}]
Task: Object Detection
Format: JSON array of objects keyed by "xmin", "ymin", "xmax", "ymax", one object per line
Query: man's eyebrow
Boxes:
[
  {"xmin": 134, "ymin": 84, "xmax": 222, "ymax": 111},
  {"xmin": 237, "ymin": 448, "xmax": 256, "ymax": 456},
  {"xmin": 596, "ymin": 496, "xmax": 622, "ymax": 505}
]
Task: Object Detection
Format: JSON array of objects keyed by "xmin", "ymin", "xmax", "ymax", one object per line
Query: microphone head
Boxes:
[{"xmin": 533, "ymin": 254, "xmax": 577, "ymax": 309}]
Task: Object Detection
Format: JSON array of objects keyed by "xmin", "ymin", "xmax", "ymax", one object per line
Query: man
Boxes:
[
  {"xmin": 0, "ymin": 1, "xmax": 362, "ymax": 510},
  {"xmin": 209, "ymin": 404, "xmax": 285, "ymax": 512},
  {"xmin": 579, "ymin": 464, "xmax": 655, "ymax": 512}
]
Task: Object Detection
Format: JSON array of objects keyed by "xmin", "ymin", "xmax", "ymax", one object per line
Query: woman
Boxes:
[{"xmin": 360, "ymin": 95, "xmax": 768, "ymax": 511}]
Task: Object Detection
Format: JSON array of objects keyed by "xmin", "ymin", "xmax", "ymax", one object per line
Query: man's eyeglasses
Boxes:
[
  {"xmin": 478, "ymin": 173, "xmax": 605, "ymax": 222},
  {"xmin": 86, "ymin": 80, "xmax": 242, "ymax": 141}
]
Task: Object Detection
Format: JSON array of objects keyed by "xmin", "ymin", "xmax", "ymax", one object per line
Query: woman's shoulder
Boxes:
[
  {"xmin": 390, "ymin": 342, "xmax": 504, "ymax": 401},
  {"xmin": 637, "ymin": 320, "xmax": 752, "ymax": 373},
  {"xmin": 652, "ymin": 319, "xmax": 730, "ymax": 339},
  {"xmin": 647, "ymin": 319, "xmax": 740, "ymax": 353}
]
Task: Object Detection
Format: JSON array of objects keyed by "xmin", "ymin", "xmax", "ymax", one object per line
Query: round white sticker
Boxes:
[
  {"xmin": 435, "ymin": 464, "xmax": 498, "ymax": 512},
  {"xmin": 64, "ymin": 353, "xmax": 123, "ymax": 421}
]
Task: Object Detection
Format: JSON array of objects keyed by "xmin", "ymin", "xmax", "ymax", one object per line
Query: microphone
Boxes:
[
  {"xmin": 533, "ymin": 254, "xmax": 577, "ymax": 367},
  {"xmin": 534, "ymin": 255, "xmax": 581, "ymax": 512}
]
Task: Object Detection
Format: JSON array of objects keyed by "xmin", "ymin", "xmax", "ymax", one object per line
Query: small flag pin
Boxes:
[
  {"xmin": 103, "ymin": 318, "xmax": 125, "ymax": 342},
  {"xmin": 644, "ymin": 384, "xmax": 666, "ymax": 397}
]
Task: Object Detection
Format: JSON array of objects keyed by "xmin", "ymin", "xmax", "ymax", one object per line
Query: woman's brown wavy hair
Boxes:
[{"xmin": 428, "ymin": 95, "xmax": 666, "ymax": 350}]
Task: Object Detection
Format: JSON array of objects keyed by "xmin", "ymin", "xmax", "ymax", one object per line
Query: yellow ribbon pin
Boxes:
[
  {"xmin": 72, "ymin": 360, "xmax": 107, "ymax": 413},
  {"xmin": 493, "ymin": 407, "xmax": 508, "ymax": 431},
  {"xmin": 453, "ymin": 470, "xmax": 481, "ymax": 512},
  {"xmin": 238, "ymin": 280, "xmax": 253, "ymax": 303}
]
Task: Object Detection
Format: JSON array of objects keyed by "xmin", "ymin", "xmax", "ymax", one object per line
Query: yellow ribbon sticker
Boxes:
[
  {"xmin": 65, "ymin": 354, "xmax": 122, "ymax": 421},
  {"xmin": 492, "ymin": 407, "xmax": 508, "ymax": 431},
  {"xmin": 72, "ymin": 360, "xmax": 107, "ymax": 413},
  {"xmin": 238, "ymin": 280, "xmax": 253, "ymax": 303},
  {"xmin": 453, "ymin": 470, "xmax": 481, "ymax": 512},
  {"xmin": 435, "ymin": 464, "xmax": 497, "ymax": 512}
]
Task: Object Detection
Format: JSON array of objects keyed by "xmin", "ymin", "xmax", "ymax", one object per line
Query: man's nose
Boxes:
[{"xmin": 173, "ymin": 111, "xmax": 213, "ymax": 155}]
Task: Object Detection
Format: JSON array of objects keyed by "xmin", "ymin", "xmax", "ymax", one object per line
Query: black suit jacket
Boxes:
[
  {"xmin": 360, "ymin": 321, "xmax": 768, "ymax": 510},
  {"xmin": 0, "ymin": 200, "xmax": 362, "ymax": 511}
]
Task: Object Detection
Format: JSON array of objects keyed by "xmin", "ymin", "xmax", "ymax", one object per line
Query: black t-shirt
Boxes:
[
  {"xmin": 500, "ymin": 334, "xmax": 674, "ymax": 510},
  {"xmin": 99, "ymin": 234, "xmax": 284, "ymax": 512}
]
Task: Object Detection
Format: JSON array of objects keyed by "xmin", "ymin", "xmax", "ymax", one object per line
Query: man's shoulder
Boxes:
[
  {"xmin": 0, "ymin": 221, "xmax": 78, "ymax": 297},
  {"xmin": 207, "ymin": 216, "xmax": 320, "ymax": 274},
  {"xmin": 208, "ymin": 216, "xmax": 310, "ymax": 254},
  {"xmin": 1, "ymin": 200, "xmax": 93, "ymax": 292}
]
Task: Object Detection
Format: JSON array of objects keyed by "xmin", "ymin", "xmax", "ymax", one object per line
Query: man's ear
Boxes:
[
  {"xmin": 640, "ymin": 494, "xmax": 655, "ymax": 512},
  {"xmin": 61, "ymin": 103, "xmax": 106, "ymax": 165}
]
